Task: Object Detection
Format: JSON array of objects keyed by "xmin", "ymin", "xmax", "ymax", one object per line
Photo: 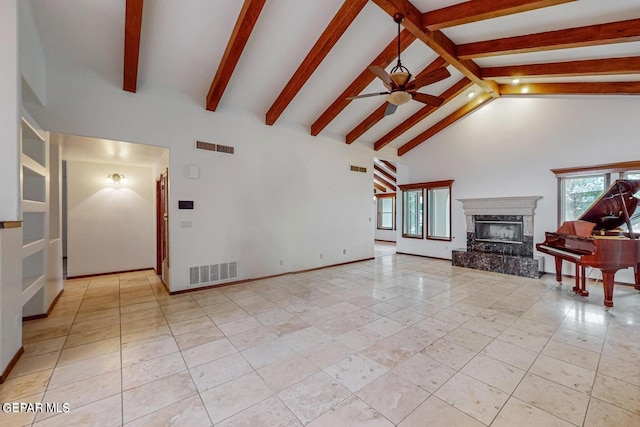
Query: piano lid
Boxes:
[{"xmin": 579, "ymin": 179, "xmax": 640, "ymax": 230}]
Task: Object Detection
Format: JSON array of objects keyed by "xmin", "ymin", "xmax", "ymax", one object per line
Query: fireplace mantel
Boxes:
[{"xmin": 457, "ymin": 196, "xmax": 542, "ymax": 216}]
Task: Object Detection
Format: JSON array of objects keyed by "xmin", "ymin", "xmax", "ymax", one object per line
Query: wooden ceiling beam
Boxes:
[
  {"xmin": 265, "ymin": 0, "xmax": 368, "ymax": 126},
  {"xmin": 374, "ymin": 77, "xmax": 472, "ymax": 151},
  {"xmin": 398, "ymin": 92, "xmax": 494, "ymax": 156},
  {"xmin": 423, "ymin": 0, "xmax": 575, "ymax": 31},
  {"xmin": 499, "ymin": 81, "xmax": 640, "ymax": 95},
  {"xmin": 374, "ymin": 182, "xmax": 387, "ymax": 192},
  {"xmin": 374, "ymin": 163, "xmax": 396, "ymax": 183},
  {"xmin": 458, "ymin": 18, "xmax": 640, "ymax": 59},
  {"xmin": 371, "ymin": 0, "xmax": 499, "ymax": 95},
  {"xmin": 374, "ymin": 174, "xmax": 396, "ymax": 190},
  {"xmin": 379, "ymin": 159, "xmax": 396, "ymax": 172},
  {"xmin": 345, "ymin": 56, "xmax": 447, "ymax": 144},
  {"xmin": 310, "ymin": 29, "xmax": 417, "ymax": 136},
  {"xmin": 123, "ymin": 0, "xmax": 144, "ymax": 93},
  {"xmin": 482, "ymin": 56, "xmax": 640, "ymax": 78},
  {"xmin": 206, "ymin": 0, "xmax": 266, "ymax": 112}
]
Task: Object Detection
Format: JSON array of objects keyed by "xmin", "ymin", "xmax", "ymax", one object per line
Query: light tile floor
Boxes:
[{"xmin": 2, "ymin": 254, "xmax": 640, "ymax": 426}]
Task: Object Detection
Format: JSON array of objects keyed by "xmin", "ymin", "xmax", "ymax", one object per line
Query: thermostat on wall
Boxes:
[{"xmin": 178, "ymin": 200, "xmax": 194, "ymax": 210}]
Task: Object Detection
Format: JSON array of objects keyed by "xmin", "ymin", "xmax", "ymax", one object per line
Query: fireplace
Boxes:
[
  {"xmin": 452, "ymin": 196, "xmax": 544, "ymax": 278},
  {"xmin": 475, "ymin": 219, "xmax": 523, "ymax": 244}
]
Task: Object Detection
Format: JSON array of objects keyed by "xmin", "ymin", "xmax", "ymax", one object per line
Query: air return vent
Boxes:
[
  {"xmin": 188, "ymin": 261, "xmax": 238, "ymax": 286},
  {"xmin": 350, "ymin": 165, "xmax": 367, "ymax": 173},
  {"xmin": 195, "ymin": 140, "xmax": 235, "ymax": 155}
]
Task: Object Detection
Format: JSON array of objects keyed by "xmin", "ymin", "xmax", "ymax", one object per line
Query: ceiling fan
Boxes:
[{"xmin": 347, "ymin": 13, "xmax": 451, "ymax": 116}]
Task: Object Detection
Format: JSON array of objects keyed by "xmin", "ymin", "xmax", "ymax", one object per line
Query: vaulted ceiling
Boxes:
[{"xmin": 30, "ymin": 0, "xmax": 640, "ymax": 156}]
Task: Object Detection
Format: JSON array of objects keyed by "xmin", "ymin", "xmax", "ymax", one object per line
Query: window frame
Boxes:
[
  {"xmin": 427, "ymin": 185, "xmax": 452, "ymax": 241},
  {"xmin": 401, "ymin": 188, "xmax": 424, "ymax": 238},
  {"xmin": 375, "ymin": 193, "xmax": 396, "ymax": 231},
  {"xmin": 552, "ymin": 160, "xmax": 640, "ymax": 226},
  {"xmin": 399, "ymin": 180, "xmax": 454, "ymax": 241}
]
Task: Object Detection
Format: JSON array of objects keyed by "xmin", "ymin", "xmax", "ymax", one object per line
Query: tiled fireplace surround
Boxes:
[{"xmin": 452, "ymin": 196, "xmax": 544, "ymax": 279}]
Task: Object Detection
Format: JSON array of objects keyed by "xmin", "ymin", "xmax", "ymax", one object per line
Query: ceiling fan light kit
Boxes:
[{"xmin": 346, "ymin": 13, "xmax": 449, "ymax": 115}]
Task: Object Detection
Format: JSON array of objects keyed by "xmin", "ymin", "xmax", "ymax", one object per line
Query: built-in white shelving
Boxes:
[{"xmin": 20, "ymin": 115, "xmax": 49, "ymax": 317}]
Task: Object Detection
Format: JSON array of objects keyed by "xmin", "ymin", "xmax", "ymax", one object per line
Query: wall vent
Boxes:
[
  {"xmin": 189, "ymin": 267, "xmax": 200, "ymax": 286},
  {"xmin": 195, "ymin": 140, "xmax": 235, "ymax": 155},
  {"xmin": 210, "ymin": 264, "xmax": 219, "ymax": 281},
  {"xmin": 188, "ymin": 261, "xmax": 238, "ymax": 286},
  {"xmin": 219, "ymin": 263, "xmax": 229, "ymax": 280},
  {"xmin": 229, "ymin": 261, "xmax": 238, "ymax": 278},
  {"xmin": 350, "ymin": 165, "xmax": 367, "ymax": 173},
  {"xmin": 216, "ymin": 144, "xmax": 235, "ymax": 154},
  {"xmin": 195, "ymin": 140, "xmax": 216, "ymax": 151}
]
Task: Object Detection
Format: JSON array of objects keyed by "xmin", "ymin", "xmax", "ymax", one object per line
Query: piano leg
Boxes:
[
  {"xmin": 554, "ymin": 257, "xmax": 563, "ymax": 283},
  {"xmin": 579, "ymin": 265, "xmax": 589, "ymax": 296},
  {"xmin": 635, "ymin": 264, "xmax": 640, "ymax": 292},
  {"xmin": 572, "ymin": 263, "xmax": 581, "ymax": 295},
  {"xmin": 602, "ymin": 270, "xmax": 616, "ymax": 309}
]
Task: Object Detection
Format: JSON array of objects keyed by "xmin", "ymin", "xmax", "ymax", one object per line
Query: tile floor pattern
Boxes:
[{"xmin": 2, "ymin": 254, "xmax": 640, "ymax": 426}]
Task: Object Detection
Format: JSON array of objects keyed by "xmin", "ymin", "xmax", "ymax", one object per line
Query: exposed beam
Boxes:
[
  {"xmin": 345, "ymin": 57, "xmax": 447, "ymax": 144},
  {"xmin": 310, "ymin": 29, "xmax": 417, "ymax": 136},
  {"xmin": 374, "ymin": 173, "xmax": 396, "ymax": 190},
  {"xmin": 423, "ymin": 0, "xmax": 575, "ymax": 31},
  {"xmin": 380, "ymin": 160, "xmax": 396, "ymax": 172},
  {"xmin": 482, "ymin": 56, "xmax": 640, "ymax": 78},
  {"xmin": 398, "ymin": 92, "xmax": 494, "ymax": 156},
  {"xmin": 265, "ymin": 0, "xmax": 368, "ymax": 125},
  {"xmin": 374, "ymin": 163, "xmax": 396, "ymax": 183},
  {"xmin": 374, "ymin": 77, "xmax": 472, "ymax": 151},
  {"xmin": 123, "ymin": 0, "xmax": 144, "ymax": 93},
  {"xmin": 499, "ymin": 81, "xmax": 640, "ymax": 95},
  {"xmin": 374, "ymin": 182, "xmax": 387, "ymax": 192},
  {"xmin": 371, "ymin": 0, "xmax": 499, "ymax": 95},
  {"xmin": 206, "ymin": 0, "xmax": 266, "ymax": 111},
  {"xmin": 458, "ymin": 18, "xmax": 640, "ymax": 59},
  {"xmin": 346, "ymin": 105, "xmax": 387, "ymax": 145}
]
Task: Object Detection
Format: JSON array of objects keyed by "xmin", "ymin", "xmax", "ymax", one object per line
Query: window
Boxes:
[
  {"xmin": 402, "ymin": 189, "xmax": 423, "ymax": 238},
  {"xmin": 427, "ymin": 186, "xmax": 451, "ymax": 240},
  {"xmin": 400, "ymin": 180, "xmax": 453, "ymax": 240},
  {"xmin": 553, "ymin": 160, "xmax": 640, "ymax": 225},
  {"xmin": 376, "ymin": 196, "xmax": 395, "ymax": 230},
  {"xmin": 560, "ymin": 174, "xmax": 607, "ymax": 222}
]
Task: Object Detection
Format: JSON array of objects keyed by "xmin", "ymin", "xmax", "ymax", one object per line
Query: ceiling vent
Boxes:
[{"xmin": 195, "ymin": 140, "xmax": 235, "ymax": 155}]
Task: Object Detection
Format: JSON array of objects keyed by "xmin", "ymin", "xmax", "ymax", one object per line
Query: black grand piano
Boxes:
[{"xmin": 537, "ymin": 179, "xmax": 640, "ymax": 308}]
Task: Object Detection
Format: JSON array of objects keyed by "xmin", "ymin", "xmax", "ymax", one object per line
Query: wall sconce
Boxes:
[{"xmin": 106, "ymin": 173, "xmax": 127, "ymax": 184}]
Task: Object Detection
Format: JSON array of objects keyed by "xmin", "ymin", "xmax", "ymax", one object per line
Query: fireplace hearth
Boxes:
[{"xmin": 452, "ymin": 196, "xmax": 544, "ymax": 278}]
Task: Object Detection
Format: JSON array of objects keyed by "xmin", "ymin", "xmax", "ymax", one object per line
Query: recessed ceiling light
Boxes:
[
  {"xmin": 512, "ymin": 78, "xmax": 521, "ymax": 84},
  {"xmin": 521, "ymin": 87, "xmax": 529, "ymax": 94},
  {"xmin": 467, "ymin": 91, "xmax": 475, "ymax": 98}
]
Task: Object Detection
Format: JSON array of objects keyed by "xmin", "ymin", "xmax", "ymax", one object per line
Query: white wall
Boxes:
[
  {"xmin": 31, "ymin": 60, "xmax": 376, "ymax": 291},
  {"xmin": 398, "ymin": 95, "xmax": 640, "ymax": 283},
  {"xmin": 18, "ymin": 0, "xmax": 45, "ymax": 105},
  {"xmin": 0, "ymin": 0, "xmax": 23, "ymax": 378},
  {"xmin": 66, "ymin": 161, "xmax": 155, "ymax": 277}
]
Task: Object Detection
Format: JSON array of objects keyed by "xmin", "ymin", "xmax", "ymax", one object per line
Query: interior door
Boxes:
[{"xmin": 159, "ymin": 169, "xmax": 169, "ymax": 286}]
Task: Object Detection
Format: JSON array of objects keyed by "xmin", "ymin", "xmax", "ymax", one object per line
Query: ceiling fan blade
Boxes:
[
  {"xmin": 384, "ymin": 102, "xmax": 398, "ymax": 116},
  {"xmin": 368, "ymin": 65, "xmax": 395, "ymax": 88},
  {"xmin": 406, "ymin": 67, "xmax": 451, "ymax": 91},
  {"xmin": 347, "ymin": 92, "xmax": 389, "ymax": 100},
  {"xmin": 411, "ymin": 92, "xmax": 444, "ymax": 107}
]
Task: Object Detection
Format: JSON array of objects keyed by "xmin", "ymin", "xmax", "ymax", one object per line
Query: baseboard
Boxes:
[
  {"xmin": 67, "ymin": 267, "xmax": 153, "ymax": 280},
  {"xmin": 22, "ymin": 288, "xmax": 65, "ymax": 322},
  {"xmin": 374, "ymin": 239, "xmax": 397, "ymax": 243},
  {"xmin": 396, "ymin": 251, "xmax": 451, "ymax": 261},
  {"xmin": 169, "ymin": 257, "xmax": 375, "ymax": 295},
  {"xmin": 0, "ymin": 347, "xmax": 24, "ymax": 384}
]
